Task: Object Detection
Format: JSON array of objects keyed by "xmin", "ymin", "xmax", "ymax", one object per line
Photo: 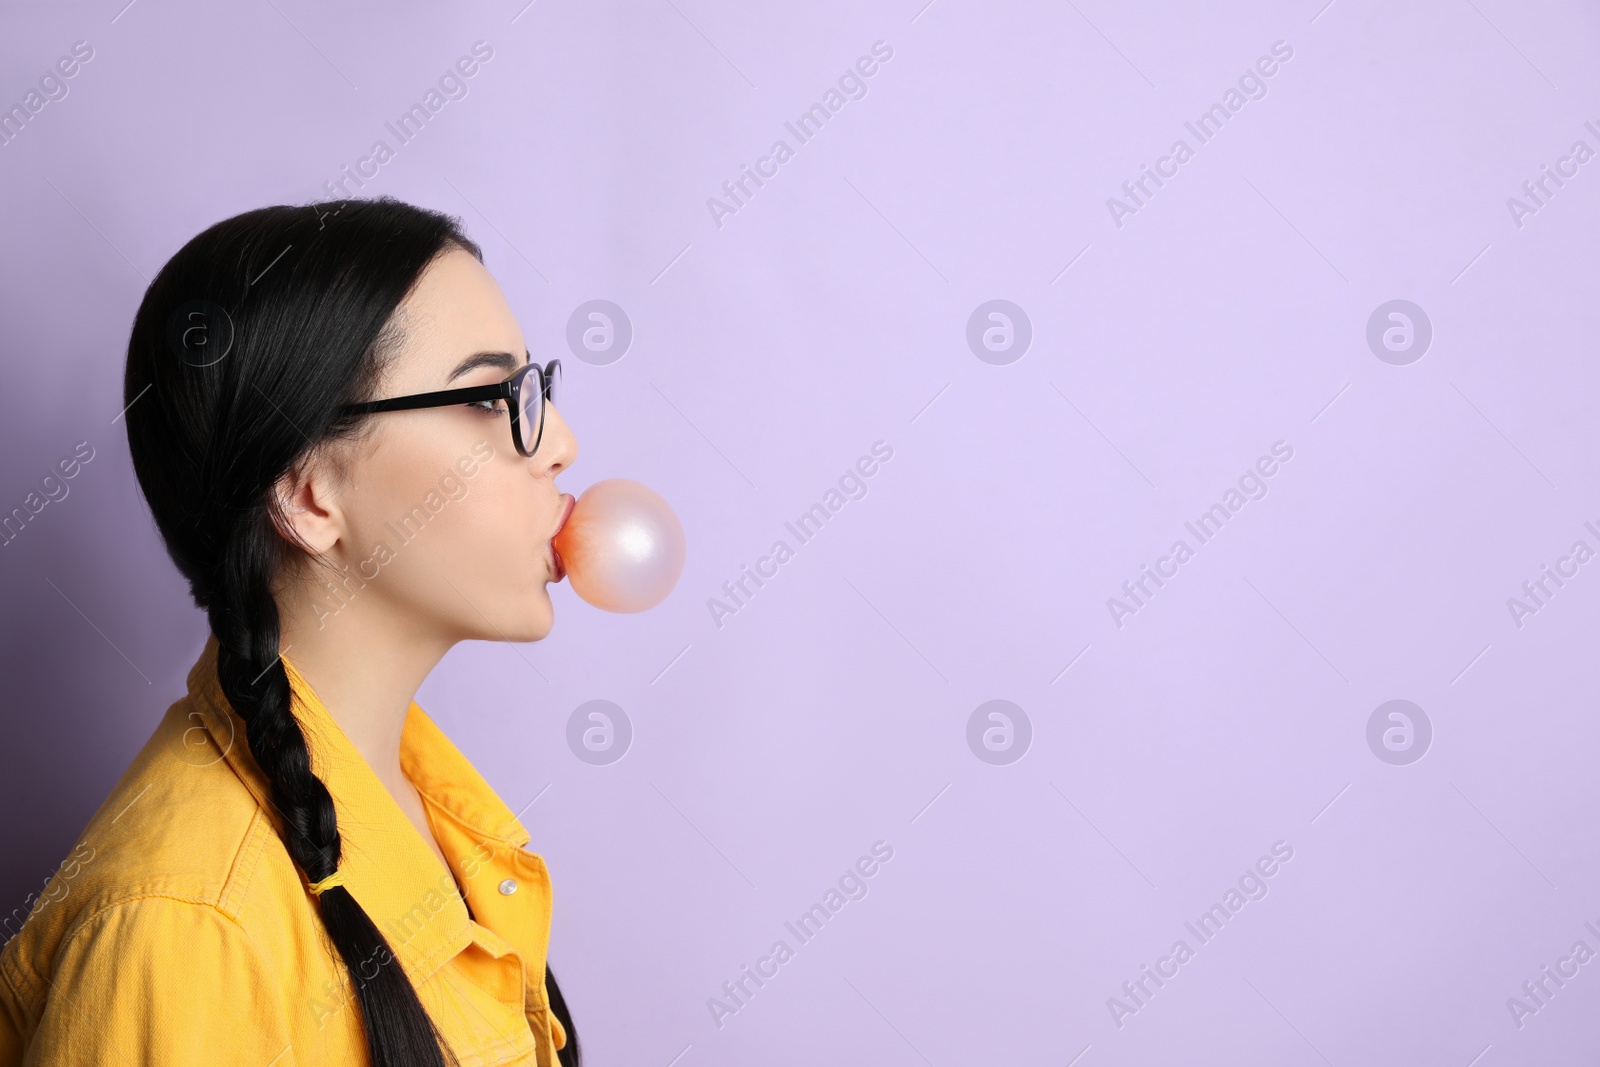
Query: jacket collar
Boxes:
[{"xmin": 186, "ymin": 636, "xmax": 546, "ymax": 991}]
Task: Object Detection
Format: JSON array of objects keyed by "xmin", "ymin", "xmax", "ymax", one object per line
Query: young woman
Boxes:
[{"xmin": 0, "ymin": 197, "xmax": 582, "ymax": 1065}]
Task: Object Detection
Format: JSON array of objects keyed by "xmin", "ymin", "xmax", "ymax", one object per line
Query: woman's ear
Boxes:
[{"xmin": 270, "ymin": 453, "xmax": 343, "ymax": 555}]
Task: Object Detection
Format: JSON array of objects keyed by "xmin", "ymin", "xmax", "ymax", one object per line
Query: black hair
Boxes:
[{"xmin": 122, "ymin": 195, "xmax": 580, "ymax": 1067}]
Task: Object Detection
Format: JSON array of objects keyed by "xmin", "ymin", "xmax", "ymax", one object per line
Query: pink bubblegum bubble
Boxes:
[{"xmin": 552, "ymin": 478, "xmax": 685, "ymax": 613}]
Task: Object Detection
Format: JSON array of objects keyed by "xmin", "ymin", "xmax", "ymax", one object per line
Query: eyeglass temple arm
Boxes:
[{"xmin": 339, "ymin": 382, "xmax": 510, "ymax": 415}]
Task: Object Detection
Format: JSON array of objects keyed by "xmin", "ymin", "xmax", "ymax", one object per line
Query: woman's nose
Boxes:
[{"xmin": 531, "ymin": 403, "xmax": 578, "ymax": 475}]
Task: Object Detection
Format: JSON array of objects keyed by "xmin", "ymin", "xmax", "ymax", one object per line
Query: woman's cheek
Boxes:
[{"xmin": 451, "ymin": 477, "xmax": 537, "ymax": 576}]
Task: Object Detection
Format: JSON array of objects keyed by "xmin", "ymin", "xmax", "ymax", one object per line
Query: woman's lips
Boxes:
[{"xmin": 549, "ymin": 493, "xmax": 574, "ymax": 582}]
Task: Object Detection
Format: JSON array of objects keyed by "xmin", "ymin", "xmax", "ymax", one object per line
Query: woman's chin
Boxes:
[{"xmin": 508, "ymin": 608, "xmax": 555, "ymax": 644}]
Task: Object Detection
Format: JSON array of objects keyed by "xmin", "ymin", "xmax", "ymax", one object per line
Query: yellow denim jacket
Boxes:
[{"xmin": 0, "ymin": 637, "xmax": 569, "ymax": 1065}]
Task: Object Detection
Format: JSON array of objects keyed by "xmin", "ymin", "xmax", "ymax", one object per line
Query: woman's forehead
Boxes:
[{"xmin": 384, "ymin": 249, "xmax": 524, "ymax": 391}]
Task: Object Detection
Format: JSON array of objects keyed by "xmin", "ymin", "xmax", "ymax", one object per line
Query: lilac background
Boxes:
[{"xmin": 5, "ymin": 0, "xmax": 1600, "ymax": 1063}]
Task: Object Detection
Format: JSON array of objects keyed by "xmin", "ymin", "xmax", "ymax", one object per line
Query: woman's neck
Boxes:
[{"xmin": 274, "ymin": 572, "xmax": 454, "ymax": 794}]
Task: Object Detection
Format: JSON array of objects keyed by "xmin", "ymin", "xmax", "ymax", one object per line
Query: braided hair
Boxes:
[{"xmin": 122, "ymin": 196, "xmax": 581, "ymax": 1067}]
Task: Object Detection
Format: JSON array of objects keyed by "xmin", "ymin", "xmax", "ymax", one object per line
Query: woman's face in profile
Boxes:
[{"xmin": 302, "ymin": 246, "xmax": 579, "ymax": 644}]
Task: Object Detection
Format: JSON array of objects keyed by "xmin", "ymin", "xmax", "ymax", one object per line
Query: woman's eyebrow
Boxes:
[{"xmin": 446, "ymin": 350, "xmax": 522, "ymax": 382}]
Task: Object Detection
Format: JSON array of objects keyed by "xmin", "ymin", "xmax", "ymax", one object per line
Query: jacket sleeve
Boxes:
[{"xmin": 20, "ymin": 896, "xmax": 294, "ymax": 1065}]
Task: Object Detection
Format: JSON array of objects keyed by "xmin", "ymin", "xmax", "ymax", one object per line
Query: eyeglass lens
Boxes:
[{"xmin": 515, "ymin": 362, "xmax": 558, "ymax": 455}]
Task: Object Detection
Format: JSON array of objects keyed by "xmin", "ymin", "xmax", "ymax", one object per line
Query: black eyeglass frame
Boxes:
[{"xmin": 338, "ymin": 357, "xmax": 561, "ymax": 458}]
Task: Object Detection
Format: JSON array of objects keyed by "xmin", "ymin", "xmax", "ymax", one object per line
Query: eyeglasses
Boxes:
[{"xmin": 339, "ymin": 357, "xmax": 561, "ymax": 458}]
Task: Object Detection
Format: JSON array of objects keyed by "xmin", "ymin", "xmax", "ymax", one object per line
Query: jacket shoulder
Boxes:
[
  {"xmin": 0, "ymin": 890, "xmax": 297, "ymax": 1063},
  {"xmin": 0, "ymin": 694, "xmax": 278, "ymax": 997}
]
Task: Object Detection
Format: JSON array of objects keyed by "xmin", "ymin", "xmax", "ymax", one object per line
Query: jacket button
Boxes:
[{"xmin": 499, "ymin": 878, "xmax": 519, "ymax": 895}]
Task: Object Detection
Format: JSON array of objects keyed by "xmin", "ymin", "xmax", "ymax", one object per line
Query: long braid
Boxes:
[
  {"xmin": 210, "ymin": 523, "xmax": 457, "ymax": 1065},
  {"xmin": 547, "ymin": 963, "xmax": 581, "ymax": 1066}
]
